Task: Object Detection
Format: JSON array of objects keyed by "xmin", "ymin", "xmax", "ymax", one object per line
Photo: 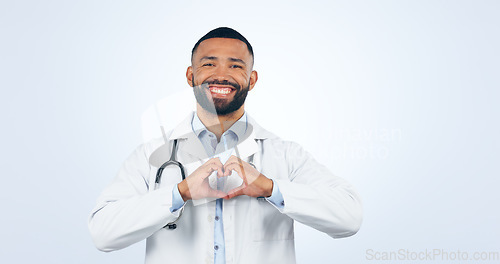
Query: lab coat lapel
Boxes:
[
  {"xmin": 168, "ymin": 112, "xmax": 210, "ymax": 162},
  {"xmin": 233, "ymin": 123, "xmax": 259, "ymax": 161},
  {"xmin": 178, "ymin": 133, "xmax": 210, "ymax": 162}
]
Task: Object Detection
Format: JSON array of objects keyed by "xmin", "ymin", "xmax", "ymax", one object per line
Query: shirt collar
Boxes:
[{"xmin": 191, "ymin": 112, "xmax": 248, "ymax": 141}]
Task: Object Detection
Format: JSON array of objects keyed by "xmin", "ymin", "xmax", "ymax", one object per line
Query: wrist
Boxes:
[
  {"xmin": 263, "ymin": 176, "xmax": 273, "ymax": 197},
  {"xmin": 178, "ymin": 181, "xmax": 190, "ymax": 202}
]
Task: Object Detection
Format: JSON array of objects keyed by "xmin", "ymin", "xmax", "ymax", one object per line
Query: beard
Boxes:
[{"xmin": 192, "ymin": 76, "xmax": 249, "ymax": 116}]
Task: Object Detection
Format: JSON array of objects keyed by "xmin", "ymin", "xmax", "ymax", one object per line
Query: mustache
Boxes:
[{"xmin": 202, "ymin": 79, "xmax": 240, "ymax": 90}]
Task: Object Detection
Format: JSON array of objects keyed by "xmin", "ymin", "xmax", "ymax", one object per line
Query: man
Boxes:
[{"xmin": 89, "ymin": 27, "xmax": 362, "ymax": 264}]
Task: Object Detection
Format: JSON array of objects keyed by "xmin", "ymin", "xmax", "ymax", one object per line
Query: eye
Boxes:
[
  {"xmin": 202, "ymin": 63, "xmax": 214, "ymax": 67},
  {"xmin": 230, "ymin": 65, "xmax": 243, "ymax": 69}
]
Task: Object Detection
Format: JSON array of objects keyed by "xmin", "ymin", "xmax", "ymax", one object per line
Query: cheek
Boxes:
[
  {"xmin": 236, "ymin": 72, "xmax": 250, "ymax": 84},
  {"xmin": 194, "ymin": 69, "xmax": 214, "ymax": 80},
  {"xmin": 192, "ymin": 73, "xmax": 206, "ymax": 85}
]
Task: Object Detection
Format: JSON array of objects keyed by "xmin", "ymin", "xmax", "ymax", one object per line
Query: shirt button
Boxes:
[
  {"xmin": 215, "ymin": 216, "xmax": 219, "ymax": 221},
  {"xmin": 214, "ymin": 245, "xmax": 219, "ymax": 250},
  {"xmin": 281, "ymin": 201, "xmax": 285, "ymax": 206}
]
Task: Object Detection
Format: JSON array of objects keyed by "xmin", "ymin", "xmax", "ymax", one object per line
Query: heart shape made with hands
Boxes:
[
  {"xmin": 208, "ymin": 150, "xmax": 244, "ymax": 193},
  {"xmin": 190, "ymin": 152, "xmax": 271, "ymax": 206}
]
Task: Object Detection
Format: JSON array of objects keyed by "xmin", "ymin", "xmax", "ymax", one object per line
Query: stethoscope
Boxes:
[
  {"xmin": 155, "ymin": 139, "xmax": 185, "ymax": 230},
  {"xmin": 155, "ymin": 138, "xmax": 258, "ymax": 230}
]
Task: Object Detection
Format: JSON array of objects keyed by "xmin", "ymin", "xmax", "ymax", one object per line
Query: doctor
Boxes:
[{"xmin": 89, "ymin": 27, "xmax": 362, "ymax": 264}]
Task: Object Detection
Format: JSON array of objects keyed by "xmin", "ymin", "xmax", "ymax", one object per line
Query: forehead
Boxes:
[{"xmin": 193, "ymin": 38, "xmax": 252, "ymax": 63}]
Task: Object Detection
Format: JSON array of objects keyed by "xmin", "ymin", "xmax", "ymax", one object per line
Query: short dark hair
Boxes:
[{"xmin": 191, "ymin": 27, "xmax": 254, "ymax": 62}]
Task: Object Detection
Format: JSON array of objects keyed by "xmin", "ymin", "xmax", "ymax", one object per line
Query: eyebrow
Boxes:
[
  {"xmin": 200, "ymin": 56, "xmax": 217, "ymax": 62},
  {"xmin": 229, "ymin": 57, "xmax": 246, "ymax": 66},
  {"xmin": 199, "ymin": 56, "xmax": 246, "ymax": 66}
]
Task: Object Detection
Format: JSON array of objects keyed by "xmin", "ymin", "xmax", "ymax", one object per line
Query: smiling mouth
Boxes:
[{"xmin": 209, "ymin": 86, "xmax": 234, "ymax": 95}]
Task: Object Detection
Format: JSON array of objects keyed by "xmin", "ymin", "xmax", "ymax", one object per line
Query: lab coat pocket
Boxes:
[{"xmin": 251, "ymin": 198, "xmax": 294, "ymax": 241}]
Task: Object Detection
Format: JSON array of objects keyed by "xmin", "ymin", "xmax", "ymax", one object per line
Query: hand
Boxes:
[
  {"xmin": 223, "ymin": 155, "xmax": 273, "ymax": 200},
  {"xmin": 177, "ymin": 158, "xmax": 227, "ymax": 201}
]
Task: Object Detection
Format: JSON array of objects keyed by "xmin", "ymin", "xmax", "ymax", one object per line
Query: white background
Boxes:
[{"xmin": 1, "ymin": 0, "xmax": 499, "ymax": 263}]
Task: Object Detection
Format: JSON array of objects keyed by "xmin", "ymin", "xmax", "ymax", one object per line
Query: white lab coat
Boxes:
[{"xmin": 89, "ymin": 112, "xmax": 362, "ymax": 264}]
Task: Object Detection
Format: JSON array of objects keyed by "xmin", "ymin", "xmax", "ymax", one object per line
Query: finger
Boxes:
[
  {"xmin": 226, "ymin": 184, "xmax": 246, "ymax": 199},
  {"xmin": 222, "ymin": 160, "xmax": 237, "ymax": 177},
  {"xmin": 224, "ymin": 156, "xmax": 252, "ymax": 176},
  {"xmin": 201, "ymin": 163, "xmax": 223, "ymax": 179},
  {"xmin": 208, "ymin": 157, "xmax": 223, "ymax": 164},
  {"xmin": 202, "ymin": 158, "xmax": 223, "ymax": 174},
  {"xmin": 223, "ymin": 163, "xmax": 245, "ymax": 180},
  {"xmin": 224, "ymin": 158, "xmax": 244, "ymax": 171},
  {"xmin": 225, "ymin": 155, "xmax": 245, "ymax": 166},
  {"xmin": 215, "ymin": 163, "xmax": 225, "ymax": 178},
  {"xmin": 225, "ymin": 155, "xmax": 238, "ymax": 163},
  {"xmin": 223, "ymin": 164, "xmax": 234, "ymax": 177},
  {"xmin": 211, "ymin": 157, "xmax": 225, "ymax": 177}
]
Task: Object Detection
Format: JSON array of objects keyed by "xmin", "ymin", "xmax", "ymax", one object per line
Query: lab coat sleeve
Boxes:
[
  {"xmin": 274, "ymin": 141, "xmax": 363, "ymax": 238},
  {"xmin": 88, "ymin": 144, "xmax": 183, "ymax": 252}
]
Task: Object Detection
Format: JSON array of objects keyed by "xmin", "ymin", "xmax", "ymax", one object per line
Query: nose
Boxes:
[{"xmin": 211, "ymin": 66, "xmax": 230, "ymax": 82}]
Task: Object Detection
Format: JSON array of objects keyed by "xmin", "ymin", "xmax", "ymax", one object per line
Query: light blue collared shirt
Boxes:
[{"xmin": 170, "ymin": 112, "xmax": 284, "ymax": 264}]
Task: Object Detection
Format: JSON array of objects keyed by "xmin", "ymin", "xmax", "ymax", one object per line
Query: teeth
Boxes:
[{"xmin": 210, "ymin": 88, "xmax": 231, "ymax": 94}]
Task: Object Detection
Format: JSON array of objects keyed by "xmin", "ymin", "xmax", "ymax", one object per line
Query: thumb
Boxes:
[
  {"xmin": 225, "ymin": 185, "xmax": 245, "ymax": 200},
  {"xmin": 208, "ymin": 189, "xmax": 227, "ymax": 199}
]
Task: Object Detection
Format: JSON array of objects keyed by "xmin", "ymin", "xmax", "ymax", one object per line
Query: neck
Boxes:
[{"xmin": 196, "ymin": 106, "xmax": 245, "ymax": 141}]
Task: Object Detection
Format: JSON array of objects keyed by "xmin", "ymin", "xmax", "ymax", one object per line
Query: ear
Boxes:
[
  {"xmin": 248, "ymin": 70, "xmax": 258, "ymax": 91},
  {"xmin": 186, "ymin": 66, "xmax": 194, "ymax": 87}
]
